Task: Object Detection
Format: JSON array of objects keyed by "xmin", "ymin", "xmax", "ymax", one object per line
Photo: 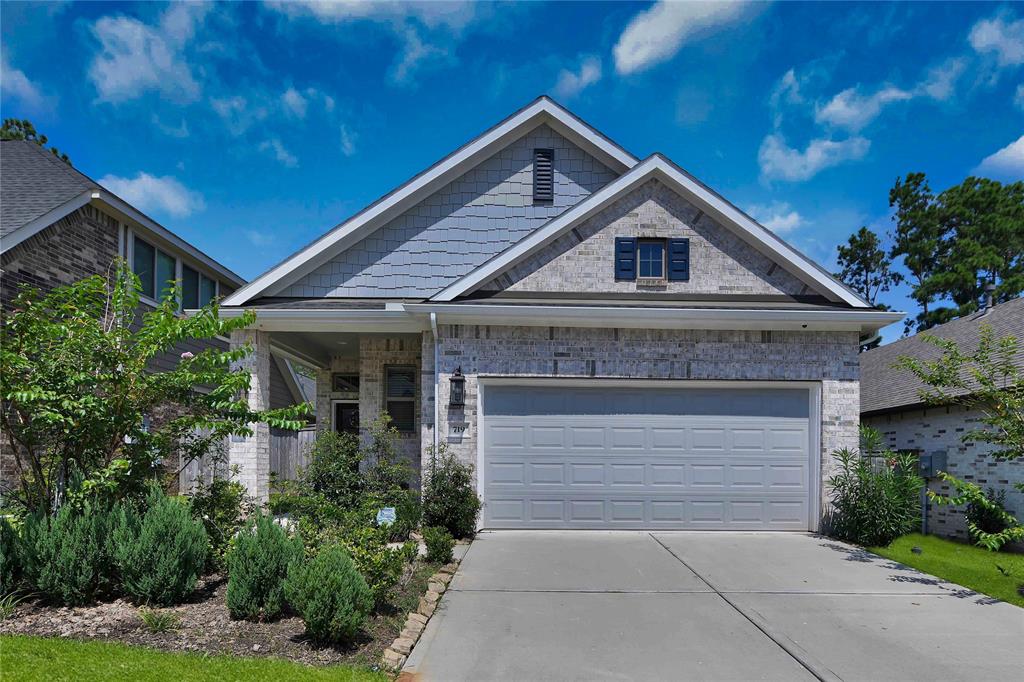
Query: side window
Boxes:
[
  {"xmin": 133, "ymin": 236, "xmax": 156, "ymax": 299},
  {"xmin": 638, "ymin": 239, "xmax": 666, "ymax": 279},
  {"xmin": 182, "ymin": 265, "xmax": 200, "ymax": 309},
  {"xmin": 156, "ymin": 250, "xmax": 176, "ymax": 302},
  {"xmin": 384, "ymin": 366, "xmax": 417, "ymax": 433},
  {"xmin": 199, "ymin": 274, "xmax": 217, "ymax": 307}
]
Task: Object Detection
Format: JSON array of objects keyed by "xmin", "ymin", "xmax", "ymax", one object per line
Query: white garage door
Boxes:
[{"xmin": 482, "ymin": 384, "xmax": 812, "ymax": 530}]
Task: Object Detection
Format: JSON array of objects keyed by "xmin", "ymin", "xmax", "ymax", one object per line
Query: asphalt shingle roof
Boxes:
[
  {"xmin": 860, "ymin": 297, "xmax": 1024, "ymax": 415},
  {"xmin": 0, "ymin": 139, "xmax": 100, "ymax": 239}
]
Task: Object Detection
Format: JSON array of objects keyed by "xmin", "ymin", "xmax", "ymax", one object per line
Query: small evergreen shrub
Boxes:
[
  {"xmin": 827, "ymin": 427, "xmax": 924, "ymax": 547},
  {"xmin": 284, "ymin": 544, "xmax": 373, "ymax": 644},
  {"xmin": 298, "ymin": 519, "xmax": 404, "ymax": 607},
  {"xmin": 112, "ymin": 492, "xmax": 208, "ymax": 606},
  {"xmin": 966, "ymin": 488, "xmax": 1012, "ymax": 536},
  {"xmin": 422, "ymin": 445, "xmax": 481, "ymax": 539},
  {"xmin": 423, "ymin": 526, "xmax": 454, "ymax": 564},
  {"xmin": 226, "ymin": 513, "xmax": 303, "ymax": 621},
  {"xmin": 0, "ymin": 516, "xmax": 22, "ymax": 595},
  {"xmin": 21, "ymin": 505, "xmax": 112, "ymax": 605}
]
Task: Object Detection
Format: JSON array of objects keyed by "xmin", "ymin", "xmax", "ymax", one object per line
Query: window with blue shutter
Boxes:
[
  {"xmin": 667, "ymin": 238, "xmax": 690, "ymax": 281},
  {"xmin": 615, "ymin": 237, "xmax": 637, "ymax": 280}
]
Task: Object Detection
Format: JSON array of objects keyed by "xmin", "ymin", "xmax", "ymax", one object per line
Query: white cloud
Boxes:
[
  {"xmin": 258, "ymin": 138, "xmax": 298, "ymax": 168},
  {"xmin": 815, "ymin": 85, "xmax": 913, "ymax": 131},
  {"xmin": 919, "ymin": 58, "xmax": 966, "ymax": 101},
  {"xmin": 390, "ymin": 26, "xmax": 450, "ymax": 84},
  {"xmin": 974, "ymin": 135, "xmax": 1024, "ymax": 179},
  {"xmin": 745, "ymin": 201, "xmax": 806, "ymax": 234},
  {"xmin": 969, "ymin": 13, "xmax": 1024, "ymax": 67},
  {"xmin": 758, "ymin": 134, "xmax": 870, "ymax": 182},
  {"xmin": 150, "ymin": 114, "xmax": 189, "ymax": 138},
  {"xmin": 0, "ymin": 50, "xmax": 55, "ymax": 111},
  {"xmin": 1015, "ymin": 84, "xmax": 1024, "ymax": 110},
  {"xmin": 552, "ymin": 55, "xmax": 601, "ymax": 99},
  {"xmin": 613, "ymin": 1, "xmax": 752, "ymax": 75},
  {"xmin": 281, "ymin": 87, "xmax": 308, "ymax": 118},
  {"xmin": 98, "ymin": 172, "xmax": 205, "ymax": 218},
  {"xmin": 88, "ymin": 3, "xmax": 208, "ymax": 103},
  {"xmin": 245, "ymin": 230, "xmax": 274, "ymax": 247},
  {"xmin": 211, "ymin": 95, "xmax": 268, "ymax": 136},
  {"xmin": 339, "ymin": 124, "xmax": 357, "ymax": 157}
]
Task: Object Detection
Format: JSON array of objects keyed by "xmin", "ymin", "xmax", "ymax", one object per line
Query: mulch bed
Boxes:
[{"xmin": 0, "ymin": 560, "xmax": 440, "ymax": 668}]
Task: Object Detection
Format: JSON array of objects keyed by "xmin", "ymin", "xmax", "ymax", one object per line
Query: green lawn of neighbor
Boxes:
[
  {"xmin": 871, "ymin": 533, "xmax": 1024, "ymax": 608},
  {"xmin": 0, "ymin": 635, "xmax": 389, "ymax": 682}
]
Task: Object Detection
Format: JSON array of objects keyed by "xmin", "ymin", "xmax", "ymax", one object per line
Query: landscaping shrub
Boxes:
[
  {"xmin": 226, "ymin": 513, "xmax": 303, "ymax": 621},
  {"xmin": 422, "ymin": 445, "xmax": 481, "ymax": 539},
  {"xmin": 362, "ymin": 489, "xmax": 421, "ymax": 543},
  {"xmin": 21, "ymin": 504, "xmax": 113, "ymax": 605},
  {"xmin": 0, "ymin": 516, "xmax": 22, "ymax": 595},
  {"xmin": 284, "ymin": 544, "xmax": 373, "ymax": 644},
  {"xmin": 826, "ymin": 427, "xmax": 924, "ymax": 547},
  {"xmin": 966, "ymin": 488, "xmax": 1012, "ymax": 537},
  {"xmin": 112, "ymin": 492, "xmax": 208, "ymax": 606},
  {"xmin": 423, "ymin": 526, "xmax": 454, "ymax": 564},
  {"xmin": 301, "ymin": 430, "xmax": 364, "ymax": 508},
  {"xmin": 297, "ymin": 519, "xmax": 404, "ymax": 607},
  {"xmin": 190, "ymin": 474, "xmax": 253, "ymax": 571}
]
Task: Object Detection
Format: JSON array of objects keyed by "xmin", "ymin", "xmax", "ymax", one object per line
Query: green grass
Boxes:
[
  {"xmin": 871, "ymin": 533, "xmax": 1024, "ymax": 607},
  {"xmin": 0, "ymin": 636, "xmax": 389, "ymax": 682}
]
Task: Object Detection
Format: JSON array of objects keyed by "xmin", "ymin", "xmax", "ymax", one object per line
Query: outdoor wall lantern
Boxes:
[{"xmin": 449, "ymin": 366, "xmax": 465, "ymax": 408}]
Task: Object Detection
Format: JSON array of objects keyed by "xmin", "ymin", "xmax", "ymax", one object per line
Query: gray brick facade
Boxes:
[
  {"xmin": 485, "ymin": 179, "xmax": 810, "ymax": 296},
  {"xmin": 864, "ymin": 405, "xmax": 1023, "ymax": 542}
]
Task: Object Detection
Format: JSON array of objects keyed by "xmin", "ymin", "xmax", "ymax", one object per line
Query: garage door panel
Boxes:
[{"xmin": 483, "ymin": 385, "xmax": 811, "ymax": 530}]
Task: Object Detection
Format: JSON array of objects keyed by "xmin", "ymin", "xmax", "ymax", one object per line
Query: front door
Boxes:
[{"xmin": 334, "ymin": 402, "xmax": 360, "ymax": 435}]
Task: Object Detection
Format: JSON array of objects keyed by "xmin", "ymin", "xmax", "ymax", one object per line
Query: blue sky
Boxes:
[{"xmin": 2, "ymin": 1, "xmax": 1023, "ymax": 342}]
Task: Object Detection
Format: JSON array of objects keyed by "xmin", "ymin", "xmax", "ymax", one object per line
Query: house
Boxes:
[
  {"xmin": 861, "ymin": 297, "xmax": 1024, "ymax": 541},
  {"xmin": 219, "ymin": 96, "xmax": 901, "ymax": 530},
  {"xmin": 0, "ymin": 139, "xmax": 311, "ymax": 491}
]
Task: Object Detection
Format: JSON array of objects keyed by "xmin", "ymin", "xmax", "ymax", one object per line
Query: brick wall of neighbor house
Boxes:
[
  {"xmin": 485, "ymin": 179, "xmax": 810, "ymax": 297},
  {"xmin": 0, "ymin": 205, "xmax": 120, "ymax": 312},
  {"xmin": 426, "ymin": 325, "xmax": 862, "ymax": 510},
  {"xmin": 864, "ymin": 404, "xmax": 1024, "ymax": 541}
]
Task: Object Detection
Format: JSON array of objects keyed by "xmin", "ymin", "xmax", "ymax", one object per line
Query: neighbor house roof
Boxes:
[
  {"xmin": 0, "ymin": 139, "xmax": 244, "ymax": 287},
  {"xmin": 860, "ymin": 297, "xmax": 1024, "ymax": 415}
]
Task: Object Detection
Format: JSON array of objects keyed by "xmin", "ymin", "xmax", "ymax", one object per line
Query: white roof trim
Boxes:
[
  {"xmin": 434, "ymin": 155, "xmax": 869, "ymax": 307},
  {"xmin": 1, "ymin": 190, "xmax": 93, "ymax": 253},
  {"xmin": 221, "ymin": 97, "xmax": 639, "ymax": 306}
]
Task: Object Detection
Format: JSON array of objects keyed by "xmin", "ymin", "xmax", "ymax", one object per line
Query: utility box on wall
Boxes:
[{"xmin": 918, "ymin": 450, "xmax": 948, "ymax": 478}]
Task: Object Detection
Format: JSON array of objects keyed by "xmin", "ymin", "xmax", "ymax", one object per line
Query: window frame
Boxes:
[
  {"xmin": 127, "ymin": 228, "xmax": 219, "ymax": 310},
  {"xmin": 637, "ymin": 238, "xmax": 667, "ymax": 280},
  {"xmin": 384, "ymin": 365, "xmax": 417, "ymax": 434}
]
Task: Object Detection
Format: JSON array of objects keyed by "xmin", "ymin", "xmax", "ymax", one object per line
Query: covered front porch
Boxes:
[{"xmin": 224, "ymin": 305, "xmax": 435, "ymax": 501}]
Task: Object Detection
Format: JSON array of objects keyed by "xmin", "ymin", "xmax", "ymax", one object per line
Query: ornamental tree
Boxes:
[
  {"xmin": 0, "ymin": 261, "xmax": 310, "ymax": 515},
  {"xmin": 895, "ymin": 325, "xmax": 1024, "ymax": 550}
]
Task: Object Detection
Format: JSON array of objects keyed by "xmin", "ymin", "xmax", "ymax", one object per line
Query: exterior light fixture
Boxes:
[{"xmin": 449, "ymin": 366, "xmax": 465, "ymax": 408}]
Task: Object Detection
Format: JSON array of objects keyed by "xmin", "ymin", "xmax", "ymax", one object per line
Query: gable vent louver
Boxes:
[{"xmin": 533, "ymin": 148, "xmax": 554, "ymax": 202}]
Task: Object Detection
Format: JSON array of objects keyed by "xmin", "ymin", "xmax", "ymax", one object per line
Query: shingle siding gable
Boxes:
[{"xmin": 277, "ymin": 124, "xmax": 618, "ymax": 298}]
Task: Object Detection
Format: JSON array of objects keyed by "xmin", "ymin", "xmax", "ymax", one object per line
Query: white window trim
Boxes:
[{"xmin": 127, "ymin": 227, "xmax": 220, "ymax": 311}]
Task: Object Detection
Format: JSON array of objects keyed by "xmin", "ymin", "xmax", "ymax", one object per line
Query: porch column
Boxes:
[{"xmin": 228, "ymin": 328, "xmax": 272, "ymax": 503}]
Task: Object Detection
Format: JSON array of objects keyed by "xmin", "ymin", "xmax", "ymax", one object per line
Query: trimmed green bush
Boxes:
[
  {"xmin": 285, "ymin": 544, "xmax": 373, "ymax": 644},
  {"xmin": 297, "ymin": 519, "xmax": 403, "ymax": 607},
  {"xmin": 226, "ymin": 513, "xmax": 303, "ymax": 621},
  {"xmin": 21, "ymin": 505, "xmax": 112, "ymax": 605},
  {"xmin": 1, "ymin": 516, "xmax": 23, "ymax": 595},
  {"xmin": 423, "ymin": 526, "xmax": 454, "ymax": 564},
  {"xmin": 112, "ymin": 493, "xmax": 208, "ymax": 606},
  {"xmin": 422, "ymin": 446, "xmax": 481, "ymax": 539}
]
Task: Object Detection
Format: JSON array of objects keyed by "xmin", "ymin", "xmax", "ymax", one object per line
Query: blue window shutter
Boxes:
[
  {"xmin": 668, "ymin": 238, "xmax": 690, "ymax": 281},
  {"xmin": 615, "ymin": 237, "xmax": 637, "ymax": 280}
]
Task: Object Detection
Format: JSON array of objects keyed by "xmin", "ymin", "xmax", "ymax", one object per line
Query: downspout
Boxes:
[{"xmin": 430, "ymin": 312, "xmax": 439, "ymax": 453}]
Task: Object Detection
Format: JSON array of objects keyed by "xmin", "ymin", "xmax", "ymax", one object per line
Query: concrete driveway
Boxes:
[{"xmin": 403, "ymin": 532, "xmax": 1023, "ymax": 681}]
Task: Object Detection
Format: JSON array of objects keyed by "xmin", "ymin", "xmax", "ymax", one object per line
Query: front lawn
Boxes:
[
  {"xmin": 871, "ymin": 533, "xmax": 1024, "ymax": 607},
  {"xmin": 0, "ymin": 635, "xmax": 388, "ymax": 682}
]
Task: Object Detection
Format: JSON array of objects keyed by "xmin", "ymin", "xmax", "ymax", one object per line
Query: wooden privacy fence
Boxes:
[{"xmin": 179, "ymin": 426, "xmax": 317, "ymax": 493}]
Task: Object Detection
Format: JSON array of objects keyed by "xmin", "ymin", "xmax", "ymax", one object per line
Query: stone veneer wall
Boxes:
[
  {"xmin": 425, "ymin": 325, "xmax": 861, "ymax": 519},
  {"xmin": 485, "ymin": 179, "xmax": 810, "ymax": 297},
  {"xmin": 864, "ymin": 404, "xmax": 1023, "ymax": 542}
]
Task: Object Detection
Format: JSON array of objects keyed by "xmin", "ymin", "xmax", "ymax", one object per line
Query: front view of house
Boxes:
[{"xmin": 221, "ymin": 97, "xmax": 901, "ymax": 531}]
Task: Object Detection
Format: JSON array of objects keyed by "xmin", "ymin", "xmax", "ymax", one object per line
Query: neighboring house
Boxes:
[
  {"xmin": 0, "ymin": 139, "xmax": 308, "ymax": 491},
  {"xmin": 861, "ymin": 297, "xmax": 1024, "ymax": 541},
  {"xmin": 219, "ymin": 97, "xmax": 901, "ymax": 531}
]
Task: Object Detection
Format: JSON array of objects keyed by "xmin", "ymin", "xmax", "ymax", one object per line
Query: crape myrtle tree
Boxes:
[
  {"xmin": 0, "ymin": 261, "xmax": 310, "ymax": 515},
  {"xmin": 896, "ymin": 325, "xmax": 1024, "ymax": 550}
]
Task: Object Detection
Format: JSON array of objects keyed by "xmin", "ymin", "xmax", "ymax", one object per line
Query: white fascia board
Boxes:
[
  {"xmin": 221, "ymin": 98, "xmax": 638, "ymax": 307},
  {"xmin": 93, "ymin": 192, "xmax": 245, "ymax": 287},
  {"xmin": 218, "ymin": 307, "xmax": 430, "ymax": 333},
  {"xmin": 405, "ymin": 303, "xmax": 904, "ymax": 334},
  {"xmin": 1, "ymin": 190, "xmax": 93, "ymax": 253},
  {"xmin": 435, "ymin": 156, "xmax": 869, "ymax": 307}
]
